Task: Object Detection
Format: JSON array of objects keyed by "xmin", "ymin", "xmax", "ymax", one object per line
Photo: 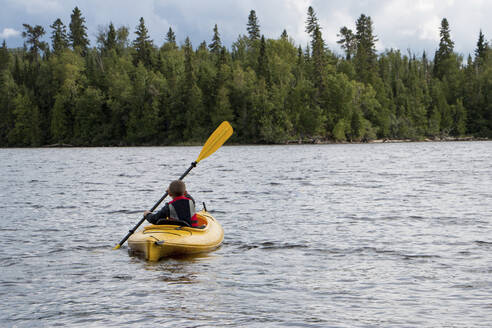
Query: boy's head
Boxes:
[{"xmin": 168, "ymin": 180, "xmax": 186, "ymax": 198}]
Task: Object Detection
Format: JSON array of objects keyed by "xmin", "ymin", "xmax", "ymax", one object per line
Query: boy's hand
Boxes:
[{"xmin": 144, "ymin": 210, "xmax": 151, "ymax": 217}]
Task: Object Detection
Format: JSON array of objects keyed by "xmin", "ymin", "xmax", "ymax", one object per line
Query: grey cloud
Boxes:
[{"xmin": 0, "ymin": 0, "xmax": 489, "ymax": 57}]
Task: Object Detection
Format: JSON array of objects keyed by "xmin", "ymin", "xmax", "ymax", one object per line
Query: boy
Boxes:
[{"xmin": 144, "ymin": 180, "xmax": 198, "ymax": 227}]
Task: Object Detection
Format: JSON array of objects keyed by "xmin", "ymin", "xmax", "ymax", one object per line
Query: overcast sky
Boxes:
[{"xmin": 1, "ymin": 0, "xmax": 490, "ymax": 57}]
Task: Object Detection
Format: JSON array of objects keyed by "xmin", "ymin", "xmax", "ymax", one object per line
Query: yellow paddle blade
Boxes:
[
  {"xmin": 112, "ymin": 244, "xmax": 121, "ymax": 250},
  {"xmin": 196, "ymin": 121, "xmax": 233, "ymax": 163}
]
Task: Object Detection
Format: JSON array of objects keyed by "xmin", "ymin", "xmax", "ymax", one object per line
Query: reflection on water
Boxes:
[{"xmin": 0, "ymin": 142, "xmax": 491, "ymax": 327}]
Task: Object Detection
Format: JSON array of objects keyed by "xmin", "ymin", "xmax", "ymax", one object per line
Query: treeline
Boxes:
[{"xmin": 0, "ymin": 7, "xmax": 490, "ymax": 146}]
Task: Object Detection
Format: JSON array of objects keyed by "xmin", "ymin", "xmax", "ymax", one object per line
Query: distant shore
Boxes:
[
  {"xmin": 0, "ymin": 136, "xmax": 477, "ymax": 148},
  {"xmin": 287, "ymin": 136, "xmax": 489, "ymax": 145}
]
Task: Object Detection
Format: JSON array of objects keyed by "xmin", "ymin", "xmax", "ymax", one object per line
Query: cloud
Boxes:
[
  {"xmin": 7, "ymin": 0, "xmax": 62, "ymax": 15},
  {"xmin": 0, "ymin": 0, "xmax": 490, "ymax": 55},
  {"xmin": 0, "ymin": 28, "xmax": 21, "ymax": 39}
]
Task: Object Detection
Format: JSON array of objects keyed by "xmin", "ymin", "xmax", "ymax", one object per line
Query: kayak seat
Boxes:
[{"xmin": 194, "ymin": 215, "xmax": 208, "ymax": 228}]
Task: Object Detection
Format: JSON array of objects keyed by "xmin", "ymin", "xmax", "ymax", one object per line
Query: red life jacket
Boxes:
[{"xmin": 168, "ymin": 196, "xmax": 198, "ymax": 227}]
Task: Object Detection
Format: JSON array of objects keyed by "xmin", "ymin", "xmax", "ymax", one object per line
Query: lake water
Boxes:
[{"xmin": 1, "ymin": 142, "xmax": 491, "ymax": 327}]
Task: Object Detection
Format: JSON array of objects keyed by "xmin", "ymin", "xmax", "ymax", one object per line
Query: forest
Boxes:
[{"xmin": 0, "ymin": 6, "xmax": 490, "ymax": 146}]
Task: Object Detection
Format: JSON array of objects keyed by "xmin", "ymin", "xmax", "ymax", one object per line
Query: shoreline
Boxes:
[
  {"xmin": 0, "ymin": 137, "xmax": 489, "ymax": 149},
  {"xmin": 286, "ymin": 136, "xmax": 489, "ymax": 145}
]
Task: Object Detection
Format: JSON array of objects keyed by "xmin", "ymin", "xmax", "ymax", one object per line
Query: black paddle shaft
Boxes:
[{"xmin": 114, "ymin": 161, "xmax": 197, "ymax": 248}]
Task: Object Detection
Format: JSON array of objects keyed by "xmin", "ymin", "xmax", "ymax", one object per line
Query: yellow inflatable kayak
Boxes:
[{"xmin": 127, "ymin": 210, "xmax": 224, "ymax": 261}]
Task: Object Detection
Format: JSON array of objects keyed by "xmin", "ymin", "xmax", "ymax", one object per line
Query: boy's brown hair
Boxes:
[{"xmin": 168, "ymin": 180, "xmax": 186, "ymax": 197}]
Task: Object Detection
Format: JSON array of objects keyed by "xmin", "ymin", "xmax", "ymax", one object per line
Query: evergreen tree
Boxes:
[
  {"xmin": 1, "ymin": 7, "xmax": 491, "ymax": 146},
  {"xmin": 105, "ymin": 23, "xmax": 117, "ymax": 52},
  {"xmin": 0, "ymin": 40, "xmax": 9, "ymax": 71},
  {"xmin": 0, "ymin": 67, "xmax": 17, "ymax": 145},
  {"xmin": 22, "ymin": 24, "xmax": 47, "ymax": 62},
  {"xmin": 337, "ymin": 26, "xmax": 356, "ymax": 60},
  {"xmin": 305, "ymin": 6, "xmax": 320, "ymax": 38},
  {"xmin": 247, "ymin": 10, "xmax": 260, "ymax": 40},
  {"xmin": 354, "ymin": 14, "xmax": 378, "ymax": 84},
  {"xmin": 209, "ymin": 24, "xmax": 222, "ymax": 55},
  {"xmin": 280, "ymin": 29, "xmax": 288, "ymax": 40},
  {"xmin": 133, "ymin": 17, "xmax": 154, "ymax": 68},
  {"xmin": 304, "ymin": 6, "xmax": 326, "ymax": 92},
  {"xmin": 257, "ymin": 35, "xmax": 270, "ymax": 84},
  {"xmin": 166, "ymin": 27, "xmax": 177, "ymax": 48},
  {"xmin": 50, "ymin": 19, "xmax": 69, "ymax": 55},
  {"xmin": 434, "ymin": 18, "xmax": 454, "ymax": 79},
  {"xmin": 198, "ymin": 41, "xmax": 208, "ymax": 52},
  {"xmin": 115, "ymin": 26, "xmax": 129, "ymax": 54},
  {"xmin": 474, "ymin": 30, "xmax": 488, "ymax": 67},
  {"xmin": 69, "ymin": 7, "xmax": 90, "ymax": 53},
  {"xmin": 184, "ymin": 37, "xmax": 194, "ymax": 93},
  {"xmin": 311, "ymin": 26, "xmax": 326, "ymax": 90},
  {"xmin": 181, "ymin": 37, "xmax": 206, "ymax": 140}
]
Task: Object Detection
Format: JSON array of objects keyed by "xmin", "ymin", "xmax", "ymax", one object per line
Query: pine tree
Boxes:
[
  {"xmin": 184, "ymin": 37, "xmax": 194, "ymax": 92},
  {"xmin": 69, "ymin": 7, "xmax": 90, "ymax": 53},
  {"xmin": 305, "ymin": 6, "xmax": 320, "ymax": 38},
  {"xmin": 257, "ymin": 35, "xmax": 270, "ymax": 84},
  {"xmin": 181, "ymin": 37, "xmax": 205, "ymax": 140},
  {"xmin": 105, "ymin": 22, "xmax": 117, "ymax": 52},
  {"xmin": 50, "ymin": 19, "xmax": 69, "ymax": 55},
  {"xmin": 0, "ymin": 66, "xmax": 17, "ymax": 145},
  {"xmin": 337, "ymin": 26, "xmax": 356, "ymax": 60},
  {"xmin": 311, "ymin": 26, "xmax": 326, "ymax": 90},
  {"xmin": 247, "ymin": 10, "xmax": 260, "ymax": 40},
  {"xmin": 474, "ymin": 30, "xmax": 488, "ymax": 67},
  {"xmin": 0, "ymin": 40, "xmax": 9, "ymax": 71},
  {"xmin": 133, "ymin": 17, "xmax": 154, "ymax": 68},
  {"xmin": 433, "ymin": 18, "xmax": 454, "ymax": 79},
  {"xmin": 280, "ymin": 29, "xmax": 288, "ymax": 40},
  {"xmin": 209, "ymin": 24, "xmax": 222, "ymax": 55},
  {"xmin": 354, "ymin": 14, "xmax": 378, "ymax": 84},
  {"xmin": 22, "ymin": 24, "xmax": 47, "ymax": 62},
  {"xmin": 198, "ymin": 41, "xmax": 208, "ymax": 52},
  {"xmin": 166, "ymin": 27, "xmax": 177, "ymax": 48},
  {"xmin": 304, "ymin": 6, "xmax": 326, "ymax": 92},
  {"xmin": 116, "ymin": 26, "xmax": 129, "ymax": 53}
]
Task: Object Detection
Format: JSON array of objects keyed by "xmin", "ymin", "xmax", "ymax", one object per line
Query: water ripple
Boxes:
[{"xmin": 0, "ymin": 142, "xmax": 491, "ymax": 327}]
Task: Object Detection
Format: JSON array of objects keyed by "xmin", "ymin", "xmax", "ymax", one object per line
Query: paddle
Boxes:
[{"xmin": 112, "ymin": 121, "xmax": 233, "ymax": 250}]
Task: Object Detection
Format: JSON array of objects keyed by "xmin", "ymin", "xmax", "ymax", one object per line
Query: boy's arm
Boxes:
[{"xmin": 145, "ymin": 203, "xmax": 170, "ymax": 224}]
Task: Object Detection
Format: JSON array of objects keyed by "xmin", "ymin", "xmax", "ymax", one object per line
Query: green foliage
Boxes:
[
  {"xmin": 0, "ymin": 69, "xmax": 18, "ymax": 145},
  {"xmin": 73, "ymin": 87, "xmax": 107, "ymax": 145},
  {"xmin": 133, "ymin": 17, "xmax": 154, "ymax": 68},
  {"xmin": 474, "ymin": 30, "xmax": 488, "ymax": 67},
  {"xmin": 332, "ymin": 119, "xmax": 347, "ymax": 142},
  {"xmin": 50, "ymin": 19, "xmax": 69, "ymax": 55},
  {"xmin": 305, "ymin": 6, "xmax": 319, "ymax": 38},
  {"xmin": 51, "ymin": 79, "xmax": 78, "ymax": 143},
  {"xmin": 69, "ymin": 7, "xmax": 90, "ymax": 54},
  {"xmin": 209, "ymin": 24, "xmax": 222, "ymax": 55},
  {"xmin": 247, "ymin": 10, "xmax": 260, "ymax": 41},
  {"xmin": 337, "ymin": 27, "xmax": 356, "ymax": 60},
  {"xmin": 434, "ymin": 18, "xmax": 455, "ymax": 80},
  {"xmin": 354, "ymin": 14, "xmax": 378, "ymax": 84},
  {"xmin": 452, "ymin": 98, "xmax": 467, "ymax": 136},
  {"xmin": 22, "ymin": 24, "xmax": 47, "ymax": 62},
  {"xmin": 8, "ymin": 91, "xmax": 42, "ymax": 146},
  {"xmin": 0, "ymin": 9, "xmax": 490, "ymax": 147}
]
